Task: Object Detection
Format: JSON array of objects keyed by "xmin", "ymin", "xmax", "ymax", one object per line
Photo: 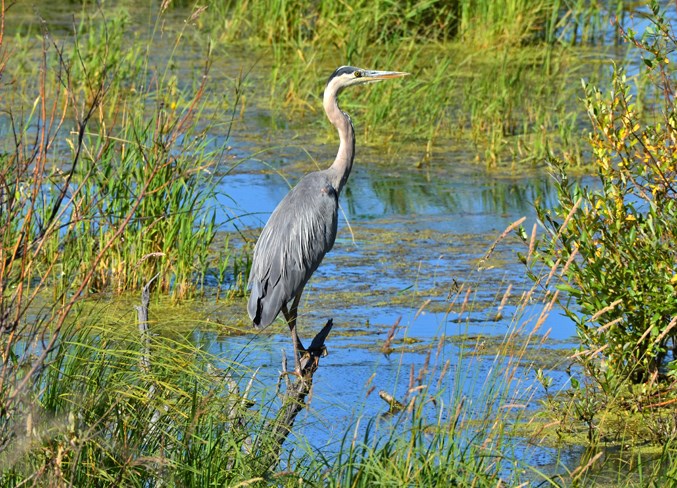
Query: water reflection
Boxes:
[{"xmin": 218, "ymin": 152, "xmax": 563, "ymax": 233}]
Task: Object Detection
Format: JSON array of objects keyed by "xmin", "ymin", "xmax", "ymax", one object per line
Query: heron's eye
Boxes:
[{"xmin": 354, "ymin": 71, "xmax": 362, "ymax": 78}]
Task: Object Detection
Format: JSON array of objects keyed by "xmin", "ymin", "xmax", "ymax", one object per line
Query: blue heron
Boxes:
[{"xmin": 248, "ymin": 66, "xmax": 408, "ymax": 372}]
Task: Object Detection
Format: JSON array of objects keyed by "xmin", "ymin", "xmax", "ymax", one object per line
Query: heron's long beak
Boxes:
[{"xmin": 362, "ymin": 70, "xmax": 410, "ymax": 81}]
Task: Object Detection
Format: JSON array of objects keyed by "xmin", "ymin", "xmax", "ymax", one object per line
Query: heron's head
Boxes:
[{"xmin": 325, "ymin": 66, "xmax": 409, "ymax": 96}]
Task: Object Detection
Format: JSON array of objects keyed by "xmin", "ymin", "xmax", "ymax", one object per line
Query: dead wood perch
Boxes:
[
  {"xmin": 255, "ymin": 319, "xmax": 334, "ymax": 472},
  {"xmin": 379, "ymin": 390, "xmax": 405, "ymax": 415},
  {"xmin": 135, "ymin": 273, "xmax": 159, "ymax": 373}
]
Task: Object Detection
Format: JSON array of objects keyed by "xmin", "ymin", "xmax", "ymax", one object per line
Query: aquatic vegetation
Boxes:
[
  {"xmin": 0, "ymin": 8, "xmax": 245, "ymax": 485},
  {"xmin": 202, "ymin": 0, "xmax": 626, "ymax": 167},
  {"xmin": 0, "ymin": 7, "xmax": 237, "ymax": 299},
  {"xmin": 0, "ymin": 319, "xmax": 268, "ymax": 486},
  {"xmin": 520, "ymin": 5, "xmax": 677, "ymax": 483},
  {"xmin": 207, "ymin": 0, "xmax": 624, "ymax": 48}
]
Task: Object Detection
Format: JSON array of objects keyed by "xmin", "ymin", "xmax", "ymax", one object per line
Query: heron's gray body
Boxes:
[
  {"xmin": 248, "ymin": 170, "xmax": 340, "ymax": 327},
  {"xmin": 246, "ymin": 66, "xmax": 407, "ymax": 369}
]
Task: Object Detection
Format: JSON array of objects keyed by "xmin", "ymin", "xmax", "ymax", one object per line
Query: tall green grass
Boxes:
[
  {"xmin": 206, "ymin": 0, "xmax": 623, "ymax": 167},
  {"xmin": 1, "ymin": 6, "xmax": 237, "ymax": 299},
  {"xmin": 0, "ymin": 320, "xmax": 267, "ymax": 486},
  {"xmin": 207, "ymin": 0, "xmax": 624, "ymax": 48},
  {"xmin": 0, "ymin": 7, "xmax": 247, "ymax": 483},
  {"xmin": 262, "ymin": 40, "xmax": 595, "ymax": 169}
]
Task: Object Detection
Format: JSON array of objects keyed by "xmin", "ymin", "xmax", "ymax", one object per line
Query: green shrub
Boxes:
[{"xmin": 527, "ymin": 3, "xmax": 677, "ymax": 383}]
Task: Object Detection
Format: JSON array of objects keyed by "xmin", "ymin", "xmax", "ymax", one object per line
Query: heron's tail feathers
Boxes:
[{"xmin": 248, "ymin": 280, "xmax": 285, "ymax": 328}]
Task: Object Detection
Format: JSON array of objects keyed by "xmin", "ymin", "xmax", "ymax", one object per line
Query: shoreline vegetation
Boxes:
[{"xmin": 1, "ymin": 0, "xmax": 677, "ymax": 485}]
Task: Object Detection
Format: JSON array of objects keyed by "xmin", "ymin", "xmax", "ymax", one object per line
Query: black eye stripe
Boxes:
[{"xmin": 326, "ymin": 66, "xmax": 361, "ymax": 86}]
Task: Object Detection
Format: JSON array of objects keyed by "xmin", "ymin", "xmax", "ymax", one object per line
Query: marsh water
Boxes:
[
  {"xmin": 216, "ymin": 132, "xmax": 584, "ymax": 471},
  {"xmin": 218, "ymin": 152, "xmax": 581, "ymax": 455},
  {"xmin": 5, "ymin": 2, "xmax": 612, "ymax": 479},
  {"xmin": 202, "ymin": 57, "xmax": 587, "ymax": 475}
]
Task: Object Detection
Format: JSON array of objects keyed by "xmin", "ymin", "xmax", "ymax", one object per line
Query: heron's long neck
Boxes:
[{"xmin": 324, "ymin": 89, "xmax": 355, "ymax": 195}]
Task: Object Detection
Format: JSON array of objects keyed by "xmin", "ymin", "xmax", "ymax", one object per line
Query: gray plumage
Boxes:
[
  {"xmin": 247, "ymin": 66, "xmax": 408, "ymax": 369},
  {"xmin": 248, "ymin": 172, "xmax": 339, "ymax": 327}
]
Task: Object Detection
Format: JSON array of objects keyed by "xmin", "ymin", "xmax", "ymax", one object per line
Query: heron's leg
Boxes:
[
  {"xmin": 281, "ymin": 299, "xmax": 305, "ymax": 372},
  {"xmin": 288, "ymin": 293, "xmax": 306, "ymax": 351}
]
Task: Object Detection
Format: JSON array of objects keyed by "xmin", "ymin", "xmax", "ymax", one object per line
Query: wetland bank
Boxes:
[{"xmin": 2, "ymin": 0, "xmax": 677, "ymax": 486}]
